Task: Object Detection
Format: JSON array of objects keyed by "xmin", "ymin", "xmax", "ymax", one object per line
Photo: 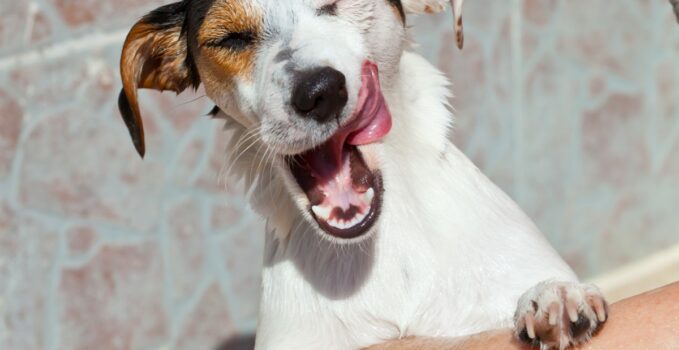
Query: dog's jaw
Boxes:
[{"xmin": 283, "ymin": 62, "xmax": 392, "ymax": 242}]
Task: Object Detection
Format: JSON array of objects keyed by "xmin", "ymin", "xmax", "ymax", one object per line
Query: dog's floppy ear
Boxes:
[
  {"xmin": 403, "ymin": 0, "xmax": 465, "ymax": 49},
  {"xmin": 119, "ymin": 1, "xmax": 197, "ymax": 157}
]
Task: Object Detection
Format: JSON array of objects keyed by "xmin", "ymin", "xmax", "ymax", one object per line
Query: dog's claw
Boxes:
[
  {"xmin": 590, "ymin": 295, "xmax": 608, "ymax": 322},
  {"xmin": 548, "ymin": 302, "xmax": 559, "ymax": 326},
  {"xmin": 566, "ymin": 299, "xmax": 579, "ymax": 323},
  {"xmin": 514, "ymin": 281, "xmax": 608, "ymax": 350},
  {"xmin": 525, "ymin": 312, "xmax": 537, "ymax": 339}
]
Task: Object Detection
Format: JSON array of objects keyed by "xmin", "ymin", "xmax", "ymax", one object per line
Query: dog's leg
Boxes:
[{"xmin": 514, "ymin": 281, "xmax": 608, "ymax": 350}]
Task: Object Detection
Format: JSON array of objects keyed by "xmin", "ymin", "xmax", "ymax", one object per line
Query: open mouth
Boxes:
[{"xmin": 287, "ymin": 61, "xmax": 392, "ymax": 239}]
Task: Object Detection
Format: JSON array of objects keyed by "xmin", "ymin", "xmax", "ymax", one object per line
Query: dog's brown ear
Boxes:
[
  {"xmin": 402, "ymin": 0, "xmax": 465, "ymax": 49},
  {"xmin": 119, "ymin": 1, "xmax": 197, "ymax": 157}
]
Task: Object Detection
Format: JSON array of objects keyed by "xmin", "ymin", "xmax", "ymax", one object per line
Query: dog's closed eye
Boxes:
[
  {"xmin": 317, "ymin": 2, "xmax": 338, "ymax": 16},
  {"xmin": 206, "ymin": 31, "xmax": 256, "ymax": 51}
]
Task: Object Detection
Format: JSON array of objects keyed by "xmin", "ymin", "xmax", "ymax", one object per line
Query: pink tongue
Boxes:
[
  {"xmin": 304, "ymin": 61, "xmax": 392, "ymax": 181},
  {"xmin": 346, "ymin": 61, "xmax": 393, "ymax": 145}
]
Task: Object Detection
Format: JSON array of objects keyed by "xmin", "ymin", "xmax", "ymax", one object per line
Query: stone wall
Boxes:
[{"xmin": 1, "ymin": 1, "xmax": 678, "ymax": 349}]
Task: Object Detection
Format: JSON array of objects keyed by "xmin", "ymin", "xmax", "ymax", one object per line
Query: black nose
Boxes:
[{"xmin": 292, "ymin": 67, "xmax": 348, "ymax": 123}]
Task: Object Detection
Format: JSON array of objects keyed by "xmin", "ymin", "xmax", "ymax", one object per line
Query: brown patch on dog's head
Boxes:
[
  {"xmin": 191, "ymin": 0, "xmax": 262, "ymax": 94},
  {"xmin": 119, "ymin": 1, "xmax": 198, "ymax": 157},
  {"xmin": 118, "ymin": 0, "xmax": 263, "ymax": 157}
]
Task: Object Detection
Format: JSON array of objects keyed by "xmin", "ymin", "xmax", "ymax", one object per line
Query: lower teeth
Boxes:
[
  {"xmin": 327, "ymin": 210, "xmax": 369, "ymax": 230},
  {"xmin": 311, "ymin": 187, "xmax": 375, "ymax": 230}
]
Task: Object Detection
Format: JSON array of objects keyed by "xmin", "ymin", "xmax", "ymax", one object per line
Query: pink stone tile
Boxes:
[
  {"xmin": 413, "ymin": 3, "xmax": 517, "ymax": 193},
  {"xmin": 532, "ymin": 194, "xmax": 614, "ymax": 277},
  {"xmin": 655, "ymin": 59, "xmax": 679, "ymax": 142},
  {"xmin": 582, "ymin": 93, "xmax": 649, "ymax": 187},
  {"xmin": 588, "ymin": 75, "xmax": 607, "ymax": 99},
  {"xmin": 0, "ymin": 2, "xmax": 53, "ymax": 51},
  {"xmin": 196, "ymin": 127, "xmax": 241, "ymax": 194},
  {"xmin": 29, "ymin": 11, "xmax": 53, "ymax": 44},
  {"xmin": 0, "ymin": 2, "xmax": 30, "ymax": 52},
  {"xmin": 50, "ymin": 0, "xmax": 170, "ymax": 28},
  {"xmin": 58, "ymin": 243, "xmax": 168, "ymax": 350},
  {"xmin": 0, "ymin": 203, "xmax": 12, "ymax": 231},
  {"xmin": 8, "ymin": 50, "xmax": 119, "ymax": 110},
  {"xmin": 0, "ymin": 212, "xmax": 60, "ymax": 350},
  {"xmin": 20, "ymin": 107, "xmax": 167, "ymax": 232},
  {"xmin": 660, "ymin": 138, "xmax": 679, "ymax": 178},
  {"xmin": 211, "ymin": 202, "xmax": 246, "ymax": 232},
  {"xmin": 525, "ymin": 54, "xmax": 559, "ymax": 98},
  {"xmin": 172, "ymin": 138, "xmax": 207, "ymax": 188},
  {"xmin": 167, "ymin": 198, "xmax": 206, "ymax": 303},
  {"xmin": 556, "ymin": 2, "xmax": 652, "ymax": 79},
  {"xmin": 521, "ymin": 28, "xmax": 541, "ymax": 63},
  {"xmin": 219, "ymin": 221, "xmax": 264, "ymax": 323},
  {"xmin": 598, "ymin": 185, "xmax": 679, "ymax": 272},
  {"xmin": 439, "ymin": 36, "xmax": 485, "ymax": 148},
  {"xmin": 176, "ymin": 285, "xmax": 235, "ymax": 350},
  {"xmin": 66, "ymin": 225, "xmax": 97, "ymax": 257},
  {"xmin": 520, "ymin": 54, "xmax": 581, "ymax": 217},
  {"xmin": 523, "ymin": 0, "xmax": 558, "ymax": 26},
  {"xmin": 152, "ymin": 88, "xmax": 211, "ymax": 134},
  {"xmin": 0, "ymin": 89, "xmax": 22, "ymax": 179}
]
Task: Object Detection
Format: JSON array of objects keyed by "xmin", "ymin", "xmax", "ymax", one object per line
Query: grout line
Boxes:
[
  {"xmin": 510, "ymin": 0, "xmax": 525, "ymax": 203},
  {"xmin": 0, "ymin": 29, "xmax": 128, "ymax": 71},
  {"xmin": 44, "ymin": 229, "xmax": 67, "ymax": 350}
]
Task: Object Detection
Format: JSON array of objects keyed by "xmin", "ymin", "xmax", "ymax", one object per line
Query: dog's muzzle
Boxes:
[
  {"xmin": 292, "ymin": 66, "xmax": 348, "ymax": 123},
  {"xmin": 287, "ymin": 61, "xmax": 392, "ymax": 239}
]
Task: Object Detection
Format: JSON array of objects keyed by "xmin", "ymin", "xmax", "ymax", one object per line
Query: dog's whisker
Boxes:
[
  {"xmin": 224, "ymin": 126, "xmax": 263, "ymax": 180},
  {"xmin": 247, "ymin": 141, "xmax": 269, "ymax": 190},
  {"xmin": 231, "ymin": 126, "xmax": 262, "ymax": 158},
  {"xmin": 262, "ymin": 146, "xmax": 282, "ymax": 216},
  {"xmin": 224, "ymin": 135, "xmax": 260, "ymax": 183},
  {"xmin": 174, "ymin": 94, "xmax": 207, "ymax": 108}
]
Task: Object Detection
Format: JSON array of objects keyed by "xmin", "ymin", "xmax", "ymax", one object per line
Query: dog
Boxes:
[{"xmin": 117, "ymin": 1, "xmax": 608, "ymax": 349}]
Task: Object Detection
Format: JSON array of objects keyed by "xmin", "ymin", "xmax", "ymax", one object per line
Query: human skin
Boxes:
[{"xmin": 368, "ymin": 282, "xmax": 679, "ymax": 350}]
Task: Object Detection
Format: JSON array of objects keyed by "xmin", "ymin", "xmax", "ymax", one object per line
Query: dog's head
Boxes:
[{"xmin": 118, "ymin": 0, "xmax": 463, "ymax": 242}]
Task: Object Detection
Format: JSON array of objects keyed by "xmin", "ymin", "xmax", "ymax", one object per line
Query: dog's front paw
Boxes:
[{"xmin": 513, "ymin": 281, "xmax": 608, "ymax": 350}]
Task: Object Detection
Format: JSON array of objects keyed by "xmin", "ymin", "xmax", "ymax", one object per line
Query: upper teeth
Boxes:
[
  {"xmin": 311, "ymin": 205, "xmax": 332, "ymax": 220},
  {"xmin": 363, "ymin": 188, "xmax": 375, "ymax": 204}
]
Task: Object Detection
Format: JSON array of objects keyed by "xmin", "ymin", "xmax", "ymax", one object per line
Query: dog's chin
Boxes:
[{"xmin": 284, "ymin": 61, "xmax": 391, "ymax": 242}]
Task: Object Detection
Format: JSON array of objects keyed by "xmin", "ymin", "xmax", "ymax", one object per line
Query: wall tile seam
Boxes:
[
  {"xmin": 0, "ymin": 29, "xmax": 128, "ymax": 72},
  {"xmin": 511, "ymin": 0, "xmax": 526, "ymax": 204}
]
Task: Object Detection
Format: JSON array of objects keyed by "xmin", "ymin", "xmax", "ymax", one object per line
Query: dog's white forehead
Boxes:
[
  {"xmin": 204, "ymin": 0, "xmax": 400, "ymax": 26},
  {"xmin": 201, "ymin": 0, "xmax": 405, "ymax": 131}
]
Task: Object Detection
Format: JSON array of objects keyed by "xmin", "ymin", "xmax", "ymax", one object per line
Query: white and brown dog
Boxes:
[{"xmin": 118, "ymin": 1, "xmax": 608, "ymax": 349}]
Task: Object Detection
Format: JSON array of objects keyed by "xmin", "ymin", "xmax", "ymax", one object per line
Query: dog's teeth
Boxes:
[
  {"xmin": 362, "ymin": 188, "xmax": 375, "ymax": 204},
  {"xmin": 312, "ymin": 205, "xmax": 331, "ymax": 220},
  {"xmin": 324, "ymin": 209, "xmax": 371, "ymax": 230},
  {"xmin": 327, "ymin": 219, "xmax": 343, "ymax": 229}
]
